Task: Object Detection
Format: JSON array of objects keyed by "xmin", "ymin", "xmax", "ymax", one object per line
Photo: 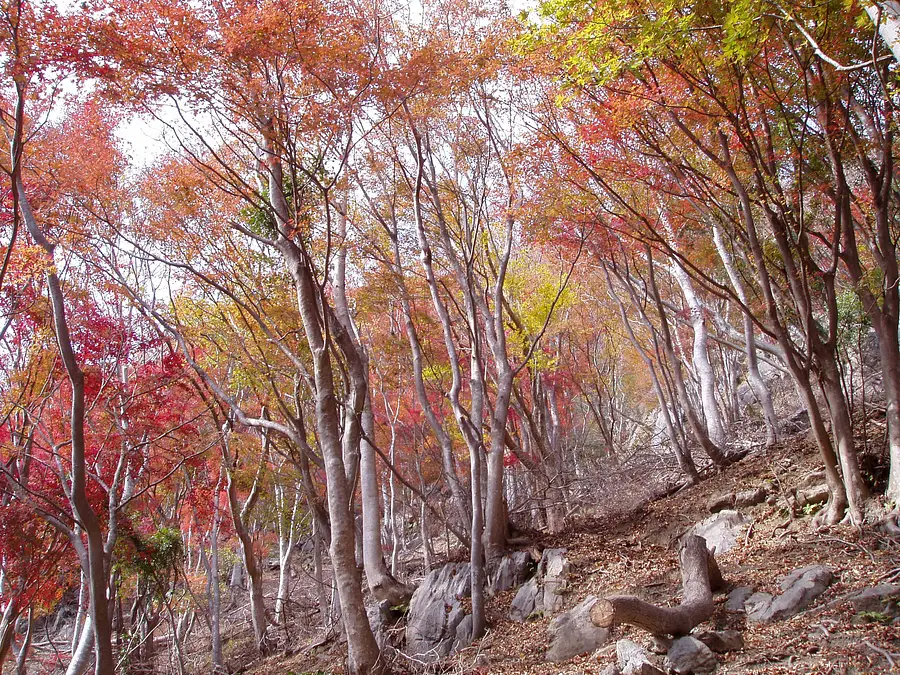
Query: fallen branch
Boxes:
[{"xmin": 590, "ymin": 535, "xmax": 723, "ymax": 636}]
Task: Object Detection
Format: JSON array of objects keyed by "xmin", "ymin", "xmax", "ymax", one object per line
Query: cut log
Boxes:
[{"xmin": 590, "ymin": 535, "xmax": 722, "ymax": 637}]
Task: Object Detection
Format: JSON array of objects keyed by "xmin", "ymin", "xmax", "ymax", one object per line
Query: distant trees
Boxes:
[{"xmin": 0, "ymin": 0, "xmax": 898, "ymax": 673}]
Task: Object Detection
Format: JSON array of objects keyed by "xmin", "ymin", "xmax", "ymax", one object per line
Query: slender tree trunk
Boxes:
[
  {"xmin": 65, "ymin": 617, "xmax": 93, "ymax": 675},
  {"xmin": 223, "ymin": 432, "xmax": 270, "ymax": 654},
  {"xmin": 0, "ymin": 597, "xmax": 18, "ymax": 671},
  {"xmin": 207, "ymin": 509, "xmax": 223, "ymax": 672},
  {"xmin": 15, "ymin": 605, "xmax": 33, "ymax": 675},
  {"xmin": 468, "ymin": 351, "xmax": 487, "ymax": 642},
  {"xmin": 817, "ymin": 355, "xmax": 869, "ymax": 523},
  {"xmin": 275, "ymin": 486, "xmax": 300, "ymax": 626},
  {"xmin": 666, "ymin": 249, "xmax": 728, "ymax": 446},
  {"xmin": 644, "ymin": 251, "xmax": 729, "ymax": 466},
  {"xmin": 17, "ymin": 180, "xmax": 114, "ymax": 675},
  {"xmin": 603, "ymin": 267, "xmax": 699, "ymax": 481},
  {"xmin": 711, "ymin": 224, "xmax": 778, "ymax": 444}
]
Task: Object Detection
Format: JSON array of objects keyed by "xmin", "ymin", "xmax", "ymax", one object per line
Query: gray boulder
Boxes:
[
  {"xmin": 405, "ymin": 562, "xmax": 472, "ymax": 660},
  {"xmin": 725, "ymin": 586, "xmax": 755, "ymax": 613},
  {"xmin": 845, "ymin": 583, "xmax": 900, "ymax": 618},
  {"xmin": 510, "ymin": 577, "xmax": 540, "ymax": 622},
  {"xmin": 690, "ymin": 510, "xmax": 749, "ymax": 555},
  {"xmin": 693, "ymin": 630, "xmax": 744, "ymax": 653},
  {"xmin": 545, "ymin": 596, "xmax": 610, "ymax": 662},
  {"xmin": 665, "ymin": 636, "xmax": 718, "ymax": 674},
  {"xmin": 490, "ymin": 551, "xmax": 533, "ymax": 593},
  {"xmin": 542, "ymin": 547, "xmax": 570, "ymax": 614},
  {"xmin": 509, "ymin": 548, "xmax": 569, "ymax": 621},
  {"xmin": 747, "ymin": 565, "xmax": 833, "ymax": 623},
  {"xmin": 734, "ymin": 487, "xmax": 767, "ymax": 508},
  {"xmin": 617, "ymin": 639, "xmax": 664, "ymax": 675}
]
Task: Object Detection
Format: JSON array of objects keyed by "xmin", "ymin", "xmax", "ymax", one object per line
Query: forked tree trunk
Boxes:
[
  {"xmin": 223, "ymin": 432, "xmax": 270, "ymax": 655},
  {"xmin": 645, "ymin": 251, "xmax": 729, "ymax": 467},
  {"xmin": 590, "ymin": 535, "xmax": 722, "ymax": 636},
  {"xmin": 18, "ymin": 179, "xmax": 114, "ymax": 675},
  {"xmin": 266, "ymin": 155, "xmax": 381, "ymax": 671}
]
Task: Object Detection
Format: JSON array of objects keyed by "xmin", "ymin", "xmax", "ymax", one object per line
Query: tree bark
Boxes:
[{"xmin": 590, "ymin": 535, "xmax": 722, "ymax": 636}]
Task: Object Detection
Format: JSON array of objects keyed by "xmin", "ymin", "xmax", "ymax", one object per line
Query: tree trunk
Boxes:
[
  {"xmin": 207, "ymin": 509, "xmax": 223, "ymax": 672},
  {"xmin": 0, "ymin": 597, "xmax": 18, "ymax": 671},
  {"xmin": 711, "ymin": 224, "xmax": 778, "ymax": 444},
  {"xmin": 866, "ymin": 2, "xmax": 900, "ymax": 62},
  {"xmin": 590, "ymin": 535, "xmax": 722, "ymax": 636},
  {"xmin": 17, "ymin": 179, "xmax": 114, "ymax": 675},
  {"xmin": 644, "ymin": 250, "xmax": 729, "ymax": 466},
  {"xmin": 667, "ymin": 250, "xmax": 728, "ymax": 446},
  {"xmin": 65, "ymin": 617, "xmax": 93, "ymax": 675},
  {"xmin": 817, "ymin": 355, "xmax": 869, "ymax": 524},
  {"xmin": 15, "ymin": 605, "xmax": 33, "ymax": 675},
  {"xmin": 223, "ymin": 432, "xmax": 270, "ymax": 654}
]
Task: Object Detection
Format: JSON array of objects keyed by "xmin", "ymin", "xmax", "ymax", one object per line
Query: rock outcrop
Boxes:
[
  {"xmin": 509, "ymin": 548, "xmax": 569, "ymax": 621},
  {"xmin": 746, "ymin": 565, "xmax": 833, "ymax": 623},
  {"xmin": 544, "ymin": 595, "xmax": 610, "ymax": 662},
  {"xmin": 405, "ymin": 562, "xmax": 472, "ymax": 660},
  {"xmin": 689, "ymin": 510, "xmax": 748, "ymax": 555}
]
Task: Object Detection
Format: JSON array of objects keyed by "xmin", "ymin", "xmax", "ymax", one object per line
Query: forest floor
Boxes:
[{"xmin": 252, "ymin": 433, "xmax": 900, "ymax": 675}]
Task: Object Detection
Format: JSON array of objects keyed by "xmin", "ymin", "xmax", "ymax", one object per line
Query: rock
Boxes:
[
  {"xmin": 366, "ymin": 605, "xmax": 386, "ymax": 648},
  {"xmin": 707, "ymin": 493, "xmax": 735, "ymax": 513},
  {"xmin": 747, "ymin": 566, "xmax": 833, "ymax": 623},
  {"xmin": 405, "ymin": 562, "xmax": 472, "ymax": 660},
  {"xmin": 845, "ymin": 583, "xmax": 900, "ymax": 617},
  {"xmin": 744, "ymin": 592, "xmax": 774, "ymax": 622},
  {"xmin": 734, "ymin": 487, "xmax": 767, "ymax": 508},
  {"xmin": 649, "ymin": 635, "xmax": 673, "ymax": 654},
  {"xmin": 782, "ymin": 408, "xmax": 810, "ymax": 433},
  {"xmin": 510, "ymin": 577, "xmax": 540, "ymax": 622},
  {"xmin": 665, "ymin": 636, "xmax": 718, "ymax": 674},
  {"xmin": 796, "ymin": 484, "xmax": 829, "ymax": 509},
  {"xmin": 541, "ymin": 548, "xmax": 570, "ymax": 614},
  {"xmin": 491, "ymin": 551, "xmax": 534, "ymax": 593},
  {"xmin": 799, "ymin": 470, "xmax": 826, "ymax": 490},
  {"xmin": 509, "ymin": 548, "xmax": 570, "ymax": 621},
  {"xmin": 725, "ymin": 586, "xmax": 755, "ymax": 613},
  {"xmin": 689, "ymin": 510, "xmax": 749, "ymax": 555},
  {"xmin": 616, "ymin": 639, "xmax": 664, "ymax": 675},
  {"xmin": 455, "ymin": 614, "xmax": 473, "ymax": 649},
  {"xmin": 693, "ymin": 630, "xmax": 744, "ymax": 653},
  {"xmin": 545, "ymin": 596, "xmax": 611, "ymax": 662},
  {"xmin": 600, "ymin": 665, "xmax": 623, "ymax": 675}
]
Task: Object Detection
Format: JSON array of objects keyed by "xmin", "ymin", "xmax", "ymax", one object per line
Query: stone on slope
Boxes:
[
  {"xmin": 616, "ymin": 639, "xmax": 665, "ymax": 675},
  {"xmin": 845, "ymin": 583, "xmax": 900, "ymax": 618},
  {"xmin": 734, "ymin": 487, "xmax": 767, "ymax": 508},
  {"xmin": 692, "ymin": 630, "xmax": 744, "ymax": 653},
  {"xmin": 490, "ymin": 551, "xmax": 533, "ymax": 593},
  {"xmin": 725, "ymin": 586, "xmax": 755, "ymax": 613},
  {"xmin": 689, "ymin": 510, "xmax": 749, "ymax": 555},
  {"xmin": 545, "ymin": 596, "xmax": 610, "ymax": 663},
  {"xmin": 508, "ymin": 548, "xmax": 570, "ymax": 621},
  {"xmin": 747, "ymin": 565, "xmax": 833, "ymax": 623},
  {"xmin": 509, "ymin": 577, "xmax": 540, "ymax": 622},
  {"xmin": 405, "ymin": 562, "xmax": 472, "ymax": 660},
  {"xmin": 665, "ymin": 636, "xmax": 718, "ymax": 674},
  {"xmin": 542, "ymin": 547, "xmax": 570, "ymax": 614}
]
